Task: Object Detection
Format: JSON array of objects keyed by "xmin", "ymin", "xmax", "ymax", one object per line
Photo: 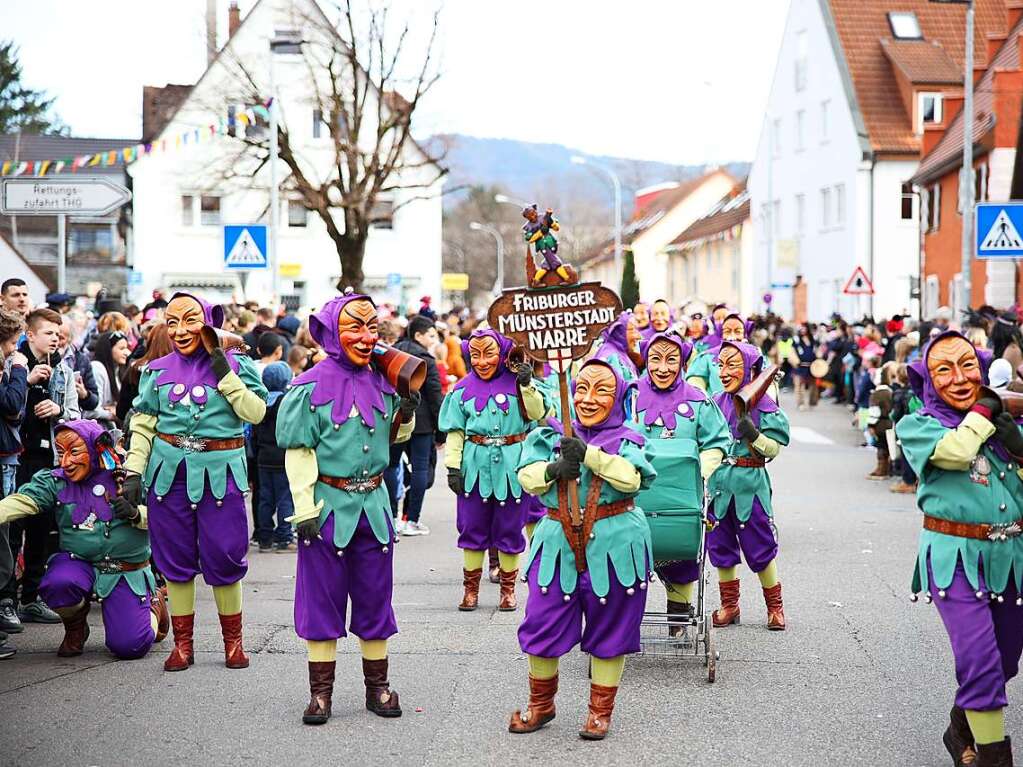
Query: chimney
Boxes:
[
  {"xmin": 206, "ymin": 0, "xmax": 217, "ymax": 65},
  {"xmin": 228, "ymin": 1, "xmax": 242, "ymax": 39},
  {"xmin": 986, "ymin": 34, "xmax": 1007, "ymax": 64}
]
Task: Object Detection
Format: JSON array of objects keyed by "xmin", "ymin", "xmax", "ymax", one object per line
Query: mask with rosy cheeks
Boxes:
[
  {"xmin": 647, "ymin": 339, "xmax": 682, "ymax": 390},
  {"xmin": 688, "ymin": 315, "xmax": 705, "ymax": 338},
  {"xmin": 468, "ymin": 336, "xmax": 501, "ymax": 380},
  {"xmin": 573, "ymin": 364, "xmax": 618, "ymax": 427},
  {"xmin": 55, "ymin": 430, "xmax": 92, "ymax": 483},
  {"xmin": 337, "ymin": 299, "xmax": 379, "ymax": 367},
  {"xmin": 632, "ymin": 304, "xmax": 650, "ymax": 329},
  {"xmin": 650, "ymin": 302, "xmax": 672, "ymax": 333},
  {"xmin": 927, "ymin": 336, "xmax": 983, "ymax": 411},
  {"xmin": 625, "ymin": 317, "xmax": 641, "ymax": 350},
  {"xmin": 718, "ymin": 345, "xmax": 745, "ymax": 394},
  {"xmin": 721, "ymin": 317, "xmax": 746, "ymax": 342},
  {"xmin": 165, "ymin": 296, "xmax": 206, "ymax": 356}
]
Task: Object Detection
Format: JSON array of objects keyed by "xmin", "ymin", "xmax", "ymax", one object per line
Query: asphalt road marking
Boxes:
[{"xmin": 790, "ymin": 426, "xmax": 835, "ymax": 445}]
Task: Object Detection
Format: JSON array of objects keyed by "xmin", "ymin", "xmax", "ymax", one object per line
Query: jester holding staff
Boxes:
[{"xmin": 523, "ymin": 204, "xmax": 572, "ymax": 285}]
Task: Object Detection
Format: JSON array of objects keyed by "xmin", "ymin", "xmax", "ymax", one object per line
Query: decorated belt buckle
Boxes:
[
  {"xmin": 987, "ymin": 522, "xmax": 1022, "ymax": 542},
  {"xmin": 725, "ymin": 456, "xmax": 738, "ymax": 466},
  {"xmin": 349, "ymin": 478, "xmax": 377, "ymax": 493},
  {"xmin": 482, "ymin": 436, "xmax": 508, "ymax": 447},
  {"xmin": 175, "ymin": 435, "xmax": 207, "ymax": 453},
  {"xmin": 95, "ymin": 561, "xmax": 124, "ymax": 574}
]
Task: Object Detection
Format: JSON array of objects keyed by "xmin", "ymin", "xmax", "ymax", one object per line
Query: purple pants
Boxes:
[
  {"xmin": 39, "ymin": 552, "xmax": 155, "ymax": 660},
  {"xmin": 932, "ymin": 561, "xmax": 1023, "ymax": 711},
  {"xmin": 294, "ymin": 513, "xmax": 398, "ymax": 642},
  {"xmin": 518, "ymin": 560, "xmax": 648, "ymax": 659},
  {"xmin": 657, "ymin": 559, "xmax": 700, "ymax": 585},
  {"xmin": 707, "ymin": 497, "xmax": 777, "ymax": 573},
  {"xmin": 147, "ymin": 465, "xmax": 248, "ymax": 586},
  {"xmin": 523, "ymin": 494, "xmax": 546, "ymax": 526},
  {"xmin": 456, "ymin": 491, "xmax": 526, "ymax": 554}
]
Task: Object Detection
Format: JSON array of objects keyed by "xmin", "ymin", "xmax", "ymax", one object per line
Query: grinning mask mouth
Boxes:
[
  {"xmin": 574, "ymin": 363, "xmax": 618, "ymax": 427},
  {"xmin": 338, "ymin": 299, "xmax": 379, "ymax": 367}
]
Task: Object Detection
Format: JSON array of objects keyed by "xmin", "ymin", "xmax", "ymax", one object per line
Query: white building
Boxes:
[
  {"xmin": 129, "ymin": 0, "xmax": 443, "ymax": 311},
  {"xmin": 0, "ymin": 233, "xmax": 48, "ymax": 301},
  {"xmin": 749, "ymin": 0, "xmax": 1007, "ymax": 321}
]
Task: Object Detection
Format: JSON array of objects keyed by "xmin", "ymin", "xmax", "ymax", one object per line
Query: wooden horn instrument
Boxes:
[
  {"xmin": 371, "ymin": 342, "xmax": 427, "ymax": 397},
  {"xmin": 200, "ymin": 325, "xmax": 250, "ymax": 355},
  {"xmin": 983, "ymin": 386, "xmax": 1023, "ymax": 418}
]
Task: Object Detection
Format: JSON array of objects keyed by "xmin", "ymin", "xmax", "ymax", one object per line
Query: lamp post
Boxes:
[
  {"xmin": 470, "ymin": 221, "xmax": 504, "ymax": 296},
  {"xmin": 930, "ymin": 0, "xmax": 974, "ymax": 310},
  {"xmin": 494, "ymin": 193, "xmax": 531, "ymax": 208},
  {"xmin": 571, "ymin": 155, "xmax": 622, "ymax": 284},
  {"xmin": 268, "ymin": 29, "xmax": 302, "ymax": 302}
]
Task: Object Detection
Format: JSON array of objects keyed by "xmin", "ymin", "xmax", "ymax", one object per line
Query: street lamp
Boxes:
[
  {"xmin": 494, "ymin": 193, "xmax": 530, "ymax": 208},
  {"xmin": 929, "ymin": 0, "xmax": 974, "ymax": 310},
  {"xmin": 470, "ymin": 221, "xmax": 504, "ymax": 296},
  {"xmin": 571, "ymin": 155, "xmax": 622, "ymax": 285}
]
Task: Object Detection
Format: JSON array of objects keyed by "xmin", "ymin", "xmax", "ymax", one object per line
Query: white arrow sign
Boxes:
[{"xmin": 0, "ymin": 177, "xmax": 132, "ymax": 216}]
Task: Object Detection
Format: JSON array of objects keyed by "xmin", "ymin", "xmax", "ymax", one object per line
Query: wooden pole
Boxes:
[{"xmin": 557, "ymin": 369, "xmax": 582, "ymax": 528}]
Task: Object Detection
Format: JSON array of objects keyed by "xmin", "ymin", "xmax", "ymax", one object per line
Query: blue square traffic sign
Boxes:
[
  {"xmin": 224, "ymin": 224, "xmax": 268, "ymax": 269},
  {"xmin": 976, "ymin": 202, "xmax": 1023, "ymax": 259}
]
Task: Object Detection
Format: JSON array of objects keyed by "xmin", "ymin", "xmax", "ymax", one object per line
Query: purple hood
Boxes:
[
  {"xmin": 713, "ymin": 341, "xmax": 779, "ymax": 434},
  {"xmin": 451, "ymin": 328, "xmax": 520, "ymax": 414},
  {"xmin": 635, "ymin": 332, "xmax": 706, "ymax": 429},
  {"xmin": 53, "ymin": 420, "xmax": 118, "ymax": 525}
]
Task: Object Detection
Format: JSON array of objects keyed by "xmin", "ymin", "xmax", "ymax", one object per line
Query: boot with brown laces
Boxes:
[{"xmin": 508, "ymin": 674, "xmax": 558, "ymax": 733}]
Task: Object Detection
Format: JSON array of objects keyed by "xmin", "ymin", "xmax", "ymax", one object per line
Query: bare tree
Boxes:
[{"xmin": 208, "ymin": 0, "xmax": 448, "ymax": 291}]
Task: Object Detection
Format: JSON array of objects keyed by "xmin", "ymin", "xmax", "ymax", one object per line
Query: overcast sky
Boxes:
[{"xmin": 4, "ymin": 0, "xmax": 788, "ymax": 165}]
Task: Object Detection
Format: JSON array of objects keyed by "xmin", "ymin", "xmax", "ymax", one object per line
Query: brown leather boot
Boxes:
[
  {"xmin": 151, "ymin": 587, "xmax": 170, "ymax": 643},
  {"xmin": 302, "ymin": 660, "xmax": 336, "ymax": 725},
  {"xmin": 164, "ymin": 614, "xmax": 194, "ymax": 671},
  {"xmin": 459, "ymin": 568, "xmax": 483, "ymax": 611},
  {"xmin": 508, "ymin": 674, "xmax": 558, "ymax": 733},
  {"xmin": 218, "ymin": 612, "xmax": 250, "ymax": 669},
  {"xmin": 488, "ymin": 548, "xmax": 501, "ymax": 584},
  {"xmin": 976, "ymin": 737, "xmax": 1013, "ymax": 767},
  {"xmin": 579, "ymin": 683, "xmax": 619, "ymax": 740},
  {"xmin": 498, "ymin": 569, "xmax": 518, "ymax": 611},
  {"xmin": 712, "ymin": 579, "xmax": 741, "ymax": 627},
  {"xmin": 867, "ymin": 455, "xmax": 891, "ymax": 480},
  {"xmin": 363, "ymin": 657, "xmax": 402, "ymax": 717},
  {"xmin": 763, "ymin": 582, "xmax": 786, "ymax": 630},
  {"xmin": 667, "ymin": 599, "xmax": 692, "ymax": 638},
  {"xmin": 57, "ymin": 602, "xmax": 90, "ymax": 657},
  {"xmin": 943, "ymin": 705, "xmax": 977, "ymax": 766}
]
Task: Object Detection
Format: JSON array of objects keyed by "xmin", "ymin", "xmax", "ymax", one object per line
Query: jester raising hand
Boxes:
[{"xmin": 523, "ymin": 204, "xmax": 571, "ymax": 285}]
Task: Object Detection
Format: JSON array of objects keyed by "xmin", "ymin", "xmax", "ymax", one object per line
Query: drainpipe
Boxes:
[{"xmin": 868, "ymin": 158, "xmax": 874, "ymax": 319}]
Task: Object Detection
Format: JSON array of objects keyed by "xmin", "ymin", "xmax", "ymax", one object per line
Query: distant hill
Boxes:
[{"xmin": 429, "ymin": 133, "xmax": 751, "ymax": 207}]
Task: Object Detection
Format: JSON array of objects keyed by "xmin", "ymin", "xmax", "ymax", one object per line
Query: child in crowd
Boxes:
[
  {"xmin": 253, "ymin": 361, "xmax": 295, "ymax": 552},
  {"xmin": 855, "ymin": 355, "xmax": 879, "ymax": 445}
]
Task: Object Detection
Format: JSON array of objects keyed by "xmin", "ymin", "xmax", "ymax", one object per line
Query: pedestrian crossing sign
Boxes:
[
  {"xmin": 223, "ymin": 224, "xmax": 268, "ymax": 269},
  {"xmin": 976, "ymin": 202, "xmax": 1023, "ymax": 259}
]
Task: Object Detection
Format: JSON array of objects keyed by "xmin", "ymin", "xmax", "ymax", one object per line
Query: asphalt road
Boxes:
[{"xmin": 0, "ymin": 392, "xmax": 1016, "ymax": 766}]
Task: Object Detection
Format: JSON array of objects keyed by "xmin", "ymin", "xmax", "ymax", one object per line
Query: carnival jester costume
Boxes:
[
  {"xmin": 594, "ymin": 312, "xmax": 642, "ymax": 384},
  {"xmin": 440, "ymin": 329, "xmax": 551, "ymax": 612},
  {"xmin": 707, "ymin": 341, "xmax": 790, "ymax": 630},
  {"xmin": 276, "ymin": 292, "xmax": 417, "ymax": 726},
  {"xmin": 897, "ymin": 330, "xmax": 1023, "ymax": 767},
  {"xmin": 122, "ymin": 293, "xmax": 267, "ymax": 672},
  {"xmin": 510, "ymin": 359, "xmax": 656, "ymax": 741},
  {"xmin": 686, "ymin": 313, "xmax": 754, "ymax": 395},
  {"xmin": 630, "ymin": 332, "xmax": 730, "ymax": 627},
  {"xmin": 0, "ymin": 420, "xmax": 169, "ymax": 659}
]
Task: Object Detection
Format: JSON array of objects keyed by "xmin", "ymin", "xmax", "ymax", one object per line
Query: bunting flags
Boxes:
[{"xmin": 0, "ymin": 98, "xmax": 274, "ymax": 177}]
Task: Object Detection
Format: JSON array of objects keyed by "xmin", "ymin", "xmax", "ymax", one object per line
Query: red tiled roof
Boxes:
[
  {"xmin": 671, "ymin": 191, "xmax": 751, "ymax": 247},
  {"xmin": 142, "ymin": 84, "xmax": 193, "ymax": 143},
  {"xmin": 880, "ymin": 38, "xmax": 962, "ymax": 84},
  {"xmin": 912, "ymin": 12, "xmax": 1023, "ymax": 183},
  {"xmin": 827, "ymin": 0, "xmax": 1009, "ymax": 154}
]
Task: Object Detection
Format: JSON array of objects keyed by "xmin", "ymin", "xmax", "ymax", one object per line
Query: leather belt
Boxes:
[
  {"xmin": 157, "ymin": 433, "xmax": 245, "ymax": 453},
  {"xmin": 546, "ymin": 499, "xmax": 634, "ymax": 523},
  {"xmin": 468, "ymin": 432, "xmax": 528, "ymax": 447},
  {"xmin": 551, "ymin": 476, "xmax": 635, "ymax": 573},
  {"xmin": 923, "ymin": 514, "xmax": 1023, "ymax": 542},
  {"xmin": 318, "ymin": 472, "xmax": 384, "ymax": 493},
  {"xmin": 93, "ymin": 558, "xmax": 150, "ymax": 575},
  {"xmin": 728, "ymin": 456, "xmax": 766, "ymax": 468}
]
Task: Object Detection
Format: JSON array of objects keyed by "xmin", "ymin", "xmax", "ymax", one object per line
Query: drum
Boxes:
[
  {"xmin": 635, "ymin": 437, "xmax": 703, "ymax": 563},
  {"xmin": 809, "ymin": 359, "xmax": 829, "ymax": 379}
]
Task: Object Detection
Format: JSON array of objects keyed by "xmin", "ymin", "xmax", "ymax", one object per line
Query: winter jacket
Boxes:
[
  {"xmin": 394, "ymin": 338, "xmax": 444, "ymax": 441},
  {"xmin": 0, "ymin": 358, "xmax": 28, "ymax": 459},
  {"xmin": 254, "ymin": 396, "xmax": 286, "ymax": 469}
]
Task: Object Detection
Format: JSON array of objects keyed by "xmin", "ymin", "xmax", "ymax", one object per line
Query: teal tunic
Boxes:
[
  {"xmin": 133, "ymin": 356, "xmax": 268, "ymax": 503},
  {"xmin": 438, "ymin": 388, "xmax": 548, "ymax": 501},
  {"xmin": 898, "ymin": 413, "xmax": 1023, "ymax": 594},
  {"xmin": 536, "ymin": 373, "xmax": 575, "ymax": 422},
  {"xmin": 18, "ymin": 470, "xmax": 155, "ymax": 599},
  {"xmin": 276, "ymin": 382, "xmax": 399, "ymax": 548},
  {"xmin": 707, "ymin": 409, "xmax": 790, "ymax": 523},
  {"xmin": 686, "ymin": 350, "xmax": 723, "ymax": 394},
  {"xmin": 518, "ymin": 426, "xmax": 656, "ymax": 597}
]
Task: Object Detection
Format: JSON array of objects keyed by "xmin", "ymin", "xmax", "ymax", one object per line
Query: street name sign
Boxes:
[
  {"xmin": 976, "ymin": 202, "xmax": 1023, "ymax": 259},
  {"xmin": 0, "ymin": 177, "xmax": 131, "ymax": 216},
  {"xmin": 224, "ymin": 224, "xmax": 268, "ymax": 269}
]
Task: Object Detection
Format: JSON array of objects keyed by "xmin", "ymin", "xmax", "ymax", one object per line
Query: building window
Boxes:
[
  {"xmin": 368, "ymin": 196, "xmax": 394, "ymax": 229},
  {"xmin": 68, "ymin": 222, "xmax": 115, "ymax": 263},
  {"xmin": 926, "ymin": 184, "xmax": 941, "ymax": 232},
  {"xmin": 888, "ymin": 11, "xmax": 921, "ymax": 39},
  {"xmin": 835, "ymin": 184, "xmax": 846, "ymax": 226},
  {"xmin": 795, "ymin": 193, "xmax": 805, "ymax": 233},
  {"xmin": 901, "ymin": 183, "xmax": 914, "ymax": 220},
  {"xmin": 795, "ymin": 109, "xmax": 805, "ymax": 151},
  {"xmin": 794, "ymin": 31, "xmax": 808, "ymax": 92},
  {"xmin": 820, "ymin": 187, "xmax": 831, "ymax": 228},
  {"xmin": 918, "ymin": 93, "xmax": 943, "ymax": 133},
  {"xmin": 181, "ymin": 194, "xmax": 194, "ymax": 226},
  {"xmin": 288, "ymin": 200, "xmax": 308, "ymax": 227},
  {"xmin": 821, "ymin": 100, "xmax": 830, "ymax": 143},
  {"xmin": 200, "ymin": 195, "xmax": 221, "ymax": 226},
  {"xmin": 975, "ymin": 163, "xmax": 989, "ymax": 202},
  {"xmin": 772, "ymin": 118, "xmax": 782, "ymax": 157}
]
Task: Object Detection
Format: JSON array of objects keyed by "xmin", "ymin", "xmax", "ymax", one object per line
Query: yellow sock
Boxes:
[
  {"xmin": 591, "ymin": 656, "xmax": 626, "ymax": 687},
  {"xmin": 756, "ymin": 560, "xmax": 779, "ymax": 589},
  {"xmin": 359, "ymin": 638, "xmax": 388, "ymax": 660},
  {"xmin": 166, "ymin": 579, "xmax": 196, "ymax": 617},
  {"xmin": 463, "ymin": 549, "xmax": 485, "ymax": 570},
  {"xmin": 53, "ymin": 600, "xmax": 86, "ymax": 619},
  {"xmin": 307, "ymin": 639, "xmax": 337, "ymax": 662},
  {"xmin": 664, "ymin": 581, "xmax": 695, "ymax": 603},
  {"xmin": 556, "ymin": 266, "xmax": 570, "ymax": 279},
  {"xmin": 212, "ymin": 582, "xmax": 242, "ymax": 615},
  {"xmin": 525, "ymin": 522, "xmax": 536, "ymax": 541},
  {"xmin": 527, "ymin": 655, "xmax": 559, "ymax": 680},
  {"xmin": 966, "ymin": 709, "xmax": 1006, "ymax": 745},
  {"xmin": 498, "ymin": 551, "xmax": 519, "ymax": 572},
  {"xmin": 717, "ymin": 566, "xmax": 738, "ymax": 583}
]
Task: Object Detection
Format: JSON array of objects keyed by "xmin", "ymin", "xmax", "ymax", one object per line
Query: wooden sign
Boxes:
[{"xmin": 487, "ymin": 282, "xmax": 622, "ymax": 373}]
